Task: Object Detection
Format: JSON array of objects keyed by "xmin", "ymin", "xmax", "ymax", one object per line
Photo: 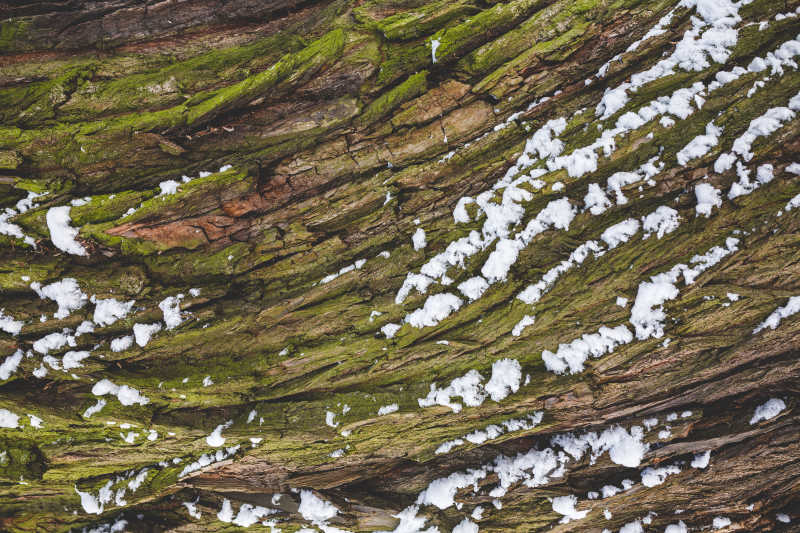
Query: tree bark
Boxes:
[{"xmin": 1, "ymin": 0, "xmax": 799, "ymax": 531}]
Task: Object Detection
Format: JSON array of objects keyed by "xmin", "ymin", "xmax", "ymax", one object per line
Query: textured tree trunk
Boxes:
[{"xmin": 1, "ymin": 0, "xmax": 799, "ymax": 531}]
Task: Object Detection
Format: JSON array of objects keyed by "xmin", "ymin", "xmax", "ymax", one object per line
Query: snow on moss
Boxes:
[
  {"xmin": 642, "ymin": 206, "xmax": 680, "ymax": 239},
  {"xmin": 46, "ymin": 206, "xmax": 87, "ymax": 256},
  {"xmin": 541, "ymin": 325, "xmax": 633, "ymax": 375},
  {"xmin": 92, "ymin": 297, "xmax": 135, "ymax": 327},
  {"xmin": 378, "ymin": 404, "xmax": 399, "ymax": 416},
  {"xmin": 0, "ymin": 350, "xmax": 23, "ymax": 380},
  {"xmin": 206, "ymin": 420, "xmax": 233, "ymax": 447},
  {"xmin": 695, "ymin": 182, "xmax": 722, "ymax": 217},
  {"xmin": 179, "ymin": 445, "xmax": 240, "ymax": 477},
  {"xmin": 552, "ymin": 495, "xmax": 590, "ymax": 523},
  {"xmin": 458, "ymin": 276, "xmax": 489, "ymax": 301},
  {"xmin": 0, "ymin": 408, "xmax": 20, "ymax": 428},
  {"xmin": 91, "ymin": 379, "xmax": 149, "ymax": 406},
  {"xmin": 752, "ymin": 295, "xmax": 800, "ymax": 334},
  {"xmin": 418, "ymin": 369, "xmax": 485, "ymax": 413},
  {"xmin": 511, "ymin": 315, "xmax": 535, "ymax": 337},
  {"xmin": 677, "ymin": 121, "xmax": 721, "ymax": 165},
  {"xmin": 110, "ymin": 336, "xmax": 134, "ymax": 352},
  {"xmin": 412, "ymin": 228, "xmax": 427, "ymax": 251},
  {"xmin": 435, "ymin": 412, "xmax": 543, "ymax": 454},
  {"xmin": 451, "ymin": 518, "xmax": 478, "ymax": 533},
  {"xmin": 33, "ymin": 330, "xmax": 74, "ymax": 354},
  {"xmin": 731, "ymin": 105, "xmax": 796, "ymax": 162},
  {"xmin": 298, "ymin": 489, "xmax": 338, "ymax": 523},
  {"xmin": 0, "ymin": 309, "xmax": 24, "ymax": 336},
  {"xmin": 601, "ymin": 219, "xmax": 640, "ymax": 249},
  {"xmin": 484, "ymin": 358, "xmax": 522, "ymax": 402},
  {"xmin": 159, "ymin": 295, "xmax": 186, "ymax": 329},
  {"xmin": 405, "ymin": 293, "xmax": 462, "ymax": 328},
  {"xmin": 31, "ymin": 278, "xmax": 87, "ymax": 319},
  {"xmin": 518, "ymin": 240, "xmax": 602, "ymax": 305},
  {"xmin": 133, "ymin": 322, "xmax": 162, "ymax": 347}
]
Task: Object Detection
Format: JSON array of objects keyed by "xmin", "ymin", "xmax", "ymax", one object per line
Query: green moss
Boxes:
[
  {"xmin": 0, "ymin": 18, "xmax": 31, "ymax": 53},
  {"xmin": 1, "ymin": 3, "xmax": 799, "ymax": 531},
  {"xmin": 65, "ymin": 191, "xmax": 152, "ymax": 228},
  {"xmin": 184, "ymin": 28, "xmax": 347, "ymax": 126},
  {"xmin": 370, "ymin": 0, "xmax": 479, "ymax": 41},
  {"xmin": 458, "ymin": 2, "xmax": 575, "ymax": 78},
  {"xmin": 144, "ymin": 242, "xmax": 252, "ymax": 282},
  {"xmin": 375, "ymin": 0, "xmax": 548, "ymax": 85},
  {"xmin": 0, "ymin": 65, "xmax": 96, "ymax": 128},
  {"xmin": 56, "ymin": 33, "xmax": 307, "ymax": 125},
  {"xmin": 14, "ymin": 207, "xmax": 50, "ymax": 240},
  {"xmin": 0, "ymin": 150, "xmax": 22, "ymax": 169},
  {"xmin": 358, "ymin": 71, "xmax": 428, "ymax": 127},
  {"xmin": 0, "ymin": 437, "xmax": 46, "ymax": 481}
]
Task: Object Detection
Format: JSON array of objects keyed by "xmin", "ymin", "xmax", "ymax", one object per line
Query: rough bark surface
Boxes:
[{"xmin": 1, "ymin": 0, "xmax": 799, "ymax": 531}]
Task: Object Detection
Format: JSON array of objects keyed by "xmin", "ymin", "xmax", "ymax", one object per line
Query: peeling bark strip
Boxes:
[{"xmin": 1, "ymin": 0, "xmax": 800, "ymax": 531}]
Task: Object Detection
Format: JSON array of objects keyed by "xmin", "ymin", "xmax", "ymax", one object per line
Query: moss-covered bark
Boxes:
[{"xmin": 1, "ymin": 0, "xmax": 799, "ymax": 531}]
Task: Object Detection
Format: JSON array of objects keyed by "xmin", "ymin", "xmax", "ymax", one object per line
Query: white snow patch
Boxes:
[
  {"xmin": 713, "ymin": 516, "xmax": 732, "ymax": 529},
  {"xmin": 378, "ymin": 404, "xmax": 399, "ymax": 416},
  {"xmin": 412, "ymin": 228, "xmax": 427, "ymax": 251},
  {"xmin": 452, "ymin": 518, "xmax": 479, "ymax": 533},
  {"xmin": 642, "ymin": 206, "xmax": 679, "ymax": 239},
  {"xmin": 31, "ymin": 278, "xmax": 87, "ymax": 319},
  {"xmin": 382, "ymin": 323, "xmax": 401, "ymax": 339},
  {"xmin": 430, "ymin": 39, "xmax": 441, "ymax": 64},
  {"xmin": 0, "ymin": 408, "xmax": 20, "ymax": 428},
  {"xmin": 46, "ymin": 206, "xmax": 87, "ymax": 256},
  {"xmin": 133, "ymin": 322, "xmax": 162, "ymax": 347},
  {"xmin": 601, "ymin": 219, "xmax": 640, "ymax": 248},
  {"xmin": 542, "ymin": 325, "xmax": 633, "ymax": 375},
  {"xmin": 92, "ymin": 298, "xmax": 135, "ymax": 327},
  {"xmin": 458, "ymin": 276, "xmax": 489, "ymax": 301},
  {"xmin": 83, "ymin": 399, "xmax": 106, "ymax": 418},
  {"xmin": 298, "ymin": 489, "xmax": 338, "ymax": 523},
  {"xmin": 110, "ymin": 336, "xmax": 134, "ymax": 352},
  {"xmin": 206, "ymin": 421, "xmax": 232, "ymax": 447},
  {"xmin": 641, "ymin": 464, "xmax": 681, "ymax": 487},
  {"xmin": 677, "ymin": 122, "xmax": 722, "ymax": 165},
  {"xmin": 749, "ymin": 398, "xmax": 786, "ymax": 424},
  {"xmin": 691, "ymin": 450, "xmax": 711, "ymax": 468},
  {"xmin": 664, "ymin": 521, "xmax": 687, "ymax": 533},
  {"xmin": 0, "ymin": 350, "xmax": 23, "ymax": 380},
  {"xmin": 91, "ymin": 379, "xmax": 149, "ymax": 406},
  {"xmin": 418, "ymin": 369, "xmax": 485, "ymax": 413},
  {"xmin": 695, "ymin": 182, "xmax": 722, "ymax": 217},
  {"xmin": 159, "ymin": 295, "xmax": 185, "ymax": 329},
  {"xmin": 732, "ymin": 105, "xmax": 796, "ymax": 162},
  {"xmin": 552, "ymin": 495, "xmax": 590, "ymax": 522},
  {"xmin": 484, "ymin": 358, "xmax": 522, "ymax": 402},
  {"xmin": 512, "ymin": 315, "xmax": 535, "ymax": 337},
  {"xmin": 0, "ymin": 310, "xmax": 24, "ymax": 336},
  {"xmin": 753, "ymin": 295, "xmax": 800, "ymax": 334},
  {"xmin": 405, "ymin": 293, "xmax": 462, "ymax": 328}
]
